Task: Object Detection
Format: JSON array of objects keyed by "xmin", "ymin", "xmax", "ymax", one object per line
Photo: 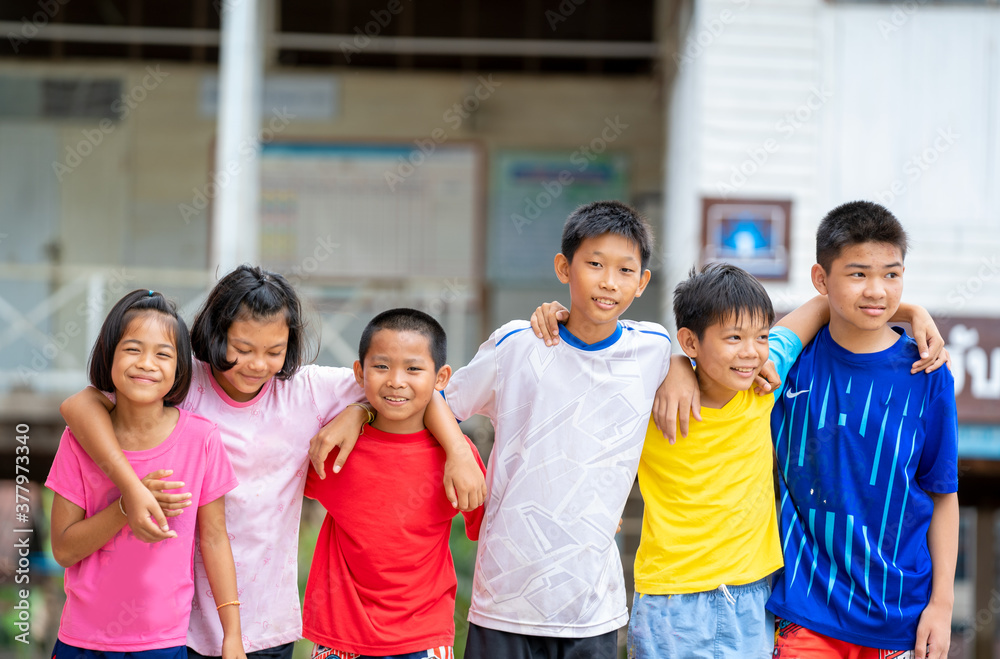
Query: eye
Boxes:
[
  {"xmin": 268, "ymin": 352, "xmax": 283, "ymax": 358},
  {"xmin": 234, "ymin": 348, "xmax": 250, "ymax": 355},
  {"xmin": 372, "ymin": 364, "xmax": 388, "ymax": 370},
  {"xmin": 587, "ymin": 261, "xmax": 602, "ymax": 268},
  {"xmin": 886, "ymin": 272, "xmax": 900, "ymax": 279},
  {"xmin": 157, "ymin": 352, "xmax": 173, "ymax": 359},
  {"xmin": 620, "ymin": 267, "xmax": 634, "ymax": 274},
  {"xmin": 407, "ymin": 366, "xmax": 423, "ymax": 372}
]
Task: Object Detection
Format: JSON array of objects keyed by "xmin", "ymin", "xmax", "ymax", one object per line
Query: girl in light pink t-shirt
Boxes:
[
  {"xmin": 47, "ymin": 290, "xmax": 244, "ymax": 659},
  {"xmin": 60, "ymin": 266, "xmax": 487, "ymax": 659}
]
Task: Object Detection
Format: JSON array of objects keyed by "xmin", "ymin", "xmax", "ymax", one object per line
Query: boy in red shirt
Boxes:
[{"xmin": 303, "ymin": 308, "xmax": 486, "ymax": 659}]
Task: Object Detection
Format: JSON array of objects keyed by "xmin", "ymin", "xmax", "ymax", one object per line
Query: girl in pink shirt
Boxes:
[
  {"xmin": 60, "ymin": 266, "xmax": 487, "ymax": 659},
  {"xmin": 46, "ymin": 290, "xmax": 244, "ymax": 659}
]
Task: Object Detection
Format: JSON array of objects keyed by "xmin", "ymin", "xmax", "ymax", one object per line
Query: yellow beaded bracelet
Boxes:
[{"xmin": 348, "ymin": 402, "xmax": 376, "ymax": 425}]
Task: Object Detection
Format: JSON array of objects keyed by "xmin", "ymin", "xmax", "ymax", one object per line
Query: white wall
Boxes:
[{"xmin": 665, "ymin": 0, "xmax": 1000, "ymax": 320}]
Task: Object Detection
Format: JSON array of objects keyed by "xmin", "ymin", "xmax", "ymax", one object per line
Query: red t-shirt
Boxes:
[{"xmin": 303, "ymin": 424, "xmax": 486, "ymax": 655}]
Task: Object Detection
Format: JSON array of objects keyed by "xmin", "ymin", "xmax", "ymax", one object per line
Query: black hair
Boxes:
[
  {"xmin": 673, "ymin": 263, "xmax": 775, "ymax": 339},
  {"xmin": 561, "ymin": 200, "xmax": 654, "ymax": 271},
  {"xmin": 816, "ymin": 201, "xmax": 908, "ymax": 271},
  {"xmin": 89, "ymin": 289, "xmax": 192, "ymax": 406},
  {"xmin": 190, "ymin": 264, "xmax": 308, "ymax": 379},
  {"xmin": 358, "ymin": 308, "xmax": 447, "ymax": 372}
]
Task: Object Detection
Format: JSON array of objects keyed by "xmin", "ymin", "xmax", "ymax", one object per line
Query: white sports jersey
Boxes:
[{"xmin": 446, "ymin": 319, "xmax": 671, "ymax": 637}]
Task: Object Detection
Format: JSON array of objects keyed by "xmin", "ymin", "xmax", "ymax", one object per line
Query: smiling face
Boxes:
[
  {"xmin": 812, "ymin": 241, "xmax": 904, "ymax": 352},
  {"xmin": 554, "ymin": 233, "xmax": 652, "ymax": 344},
  {"xmin": 213, "ymin": 314, "xmax": 289, "ymax": 402},
  {"xmin": 354, "ymin": 328, "xmax": 451, "ymax": 435},
  {"xmin": 678, "ymin": 312, "xmax": 771, "ymax": 409},
  {"xmin": 111, "ymin": 313, "xmax": 178, "ymax": 407}
]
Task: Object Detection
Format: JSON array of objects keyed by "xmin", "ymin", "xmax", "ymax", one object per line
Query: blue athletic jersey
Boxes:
[{"xmin": 767, "ymin": 325, "xmax": 958, "ymax": 650}]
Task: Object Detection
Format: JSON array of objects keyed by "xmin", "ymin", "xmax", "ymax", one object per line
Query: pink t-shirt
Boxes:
[
  {"xmin": 182, "ymin": 360, "xmax": 363, "ymax": 655},
  {"xmin": 45, "ymin": 409, "xmax": 237, "ymax": 652}
]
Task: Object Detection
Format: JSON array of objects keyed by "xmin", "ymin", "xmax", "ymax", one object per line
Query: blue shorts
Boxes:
[
  {"xmin": 53, "ymin": 639, "xmax": 187, "ymax": 659},
  {"xmin": 627, "ymin": 578, "xmax": 774, "ymax": 659}
]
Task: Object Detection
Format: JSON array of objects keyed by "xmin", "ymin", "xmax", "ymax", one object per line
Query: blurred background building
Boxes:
[{"xmin": 0, "ymin": 0, "xmax": 998, "ymax": 657}]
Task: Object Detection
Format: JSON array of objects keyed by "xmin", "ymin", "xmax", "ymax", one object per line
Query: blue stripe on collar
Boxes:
[{"xmin": 558, "ymin": 322, "xmax": 623, "ymax": 351}]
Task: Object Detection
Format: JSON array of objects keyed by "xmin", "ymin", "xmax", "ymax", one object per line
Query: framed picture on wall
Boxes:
[{"xmin": 700, "ymin": 197, "xmax": 791, "ymax": 280}]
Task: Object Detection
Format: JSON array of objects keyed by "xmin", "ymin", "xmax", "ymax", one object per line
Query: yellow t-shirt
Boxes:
[{"xmin": 633, "ymin": 389, "xmax": 783, "ymax": 594}]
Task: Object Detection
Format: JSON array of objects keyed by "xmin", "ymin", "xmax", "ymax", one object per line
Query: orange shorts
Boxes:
[{"xmin": 773, "ymin": 618, "xmax": 915, "ymax": 659}]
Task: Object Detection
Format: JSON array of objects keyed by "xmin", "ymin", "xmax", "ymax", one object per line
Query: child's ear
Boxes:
[
  {"xmin": 633, "ymin": 269, "xmax": 652, "ymax": 297},
  {"xmin": 434, "ymin": 364, "xmax": 452, "ymax": 391},
  {"xmin": 352, "ymin": 360, "xmax": 364, "ymax": 387},
  {"xmin": 554, "ymin": 253, "xmax": 571, "ymax": 284},
  {"xmin": 676, "ymin": 327, "xmax": 699, "ymax": 360},
  {"xmin": 811, "ymin": 263, "xmax": 829, "ymax": 295}
]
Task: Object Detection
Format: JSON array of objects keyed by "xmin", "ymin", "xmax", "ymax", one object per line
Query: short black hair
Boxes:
[
  {"xmin": 561, "ymin": 200, "xmax": 654, "ymax": 271},
  {"xmin": 89, "ymin": 289, "xmax": 192, "ymax": 406},
  {"xmin": 190, "ymin": 264, "xmax": 310, "ymax": 380},
  {"xmin": 358, "ymin": 308, "xmax": 447, "ymax": 371},
  {"xmin": 816, "ymin": 201, "xmax": 908, "ymax": 271},
  {"xmin": 673, "ymin": 263, "xmax": 775, "ymax": 339}
]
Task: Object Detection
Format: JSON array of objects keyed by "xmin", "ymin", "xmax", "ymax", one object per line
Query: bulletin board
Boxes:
[
  {"xmin": 488, "ymin": 150, "xmax": 629, "ymax": 283},
  {"xmin": 259, "ymin": 142, "xmax": 483, "ymax": 280}
]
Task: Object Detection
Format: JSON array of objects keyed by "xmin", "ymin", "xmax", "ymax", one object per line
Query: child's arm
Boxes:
[
  {"xmin": 529, "ymin": 301, "xmax": 569, "ymax": 346},
  {"xmin": 891, "ymin": 303, "xmax": 949, "ymax": 374},
  {"xmin": 50, "ymin": 493, "xmax": 128, "ymax": 567},
  {"xmin": 198, "ymin": 497, "xmax": 247, "ymax": 659},
  {"xmin": 308, "ymin": 403, "xmax": 373, "ymax": 479},
  {"xmin": 425, "ymin": 394, "xmax": 488, "ymax": 512},
  {"xmin": 60, "ymin": 388, "xmax": 177, "ymax": 541},
  {"xmin": 914, "ymin": 491, "xmax": 958, "ymax": 659},
  {"xmin": 308, "ymin": 398, "xmax": 487, "ymax": 512}
]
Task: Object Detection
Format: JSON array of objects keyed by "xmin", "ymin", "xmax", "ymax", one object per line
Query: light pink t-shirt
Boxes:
[
  {"xmin": 46, "ymin": 409, "xmax": 237, "ymax": 652},
  {"xmin": 183, "ymin": 360, "xmax": 363, "ymax": 655}
]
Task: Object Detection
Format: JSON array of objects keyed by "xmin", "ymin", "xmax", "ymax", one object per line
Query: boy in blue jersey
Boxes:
[{"xmin": 770, "ymin": 201, "xmax": 958, "ymax": 659}]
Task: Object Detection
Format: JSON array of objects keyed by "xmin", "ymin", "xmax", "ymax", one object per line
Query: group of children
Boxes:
[{"xmin": 46, "ymin": 199, "xmax": 957, "ymax": 659}]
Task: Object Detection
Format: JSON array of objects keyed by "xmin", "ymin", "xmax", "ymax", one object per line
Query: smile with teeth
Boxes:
[
  {"xmin": 384, "ymin": 396, "xmax": 408, "ymax": 402},
  {"xmin": 594, "ymin": 297, "xmax": 617, "ymax": 306},
  {"xmin": 731, "ymin": 367, "xmax": 755, "ymax": 374}
]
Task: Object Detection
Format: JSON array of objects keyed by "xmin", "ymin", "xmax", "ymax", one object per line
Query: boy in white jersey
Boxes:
[{"xmin": 444, "ymin": 201, "xmax": 671, "ymax": 659}]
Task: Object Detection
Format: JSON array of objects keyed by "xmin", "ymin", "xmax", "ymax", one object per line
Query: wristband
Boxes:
[
  {"xmin": 347, "ymin": 402, "xmax": 376, "ymax": 425},
  {"xmin": 119, "ymin": 495, "xmax": 127, "ymax": 516}
]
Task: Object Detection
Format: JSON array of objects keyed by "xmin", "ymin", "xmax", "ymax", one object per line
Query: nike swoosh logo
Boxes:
[{"xmin": 785, "ymin": 389, "xmax": 811, "ymax": 399}]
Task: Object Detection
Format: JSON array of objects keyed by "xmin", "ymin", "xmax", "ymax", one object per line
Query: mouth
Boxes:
[
  {"xmin": 859, "ymin": 305, "xmax": 886, "ymax": 316},
  {"xmin": 730, "ymin": 367, "xmax": 757, "ymax": 378},
  {"xmin": 129, "ymin": 375, "xmax": 159, "ymax": 384},
  {"xmin": 593, "ymin": 297, "xmax": 618, "ymax": 310},
  {"xmin": 382, "ymin": 396, "xmax": 409, "ymax": 405}
]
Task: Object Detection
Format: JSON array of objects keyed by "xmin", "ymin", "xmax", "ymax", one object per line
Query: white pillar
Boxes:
[
  {"xmin": 659, "ymin": 0, "xmax": 699, "ymax": 336},
  {"xmin": 211, "ymin": 0, "xmax": 265, "ymax": 275}
]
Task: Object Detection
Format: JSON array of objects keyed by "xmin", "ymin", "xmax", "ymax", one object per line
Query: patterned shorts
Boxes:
[
  {"xmin": 774, "ymin": 618, "xmax": 915, "ymax": 659},
  {"xmin": 311, "ymin": 643, "xmax": 453, "ymax": 659}
]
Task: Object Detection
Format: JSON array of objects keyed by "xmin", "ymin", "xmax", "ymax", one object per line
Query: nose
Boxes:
[
  {"xmin": 386, "ymin": 367, "xmax": 406, "ymax": 388},
  {"xmin": 864, "ymin": 276, "xmax": 886, "ymax": 299},
  {"xmin": 249, "ymin": 352, "xmax": 266, "ymax": 372}
]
